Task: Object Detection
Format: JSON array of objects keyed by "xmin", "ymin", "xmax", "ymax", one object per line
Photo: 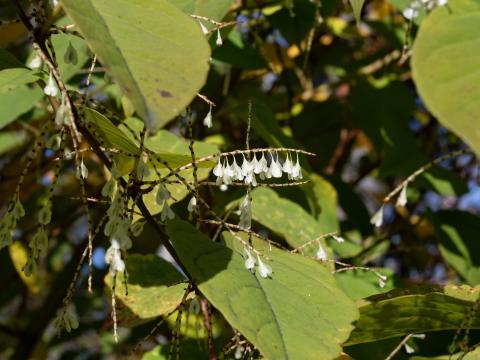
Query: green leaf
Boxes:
[
  {"xmin": 411, "ymin": 0, "xmax": 480, "ymax": 158},
  {"xmin": 335, "ymin": 268, "xmax": 394, "ymax": 301},
  {"xmin": 0, "ymin": 68, "xmax": 41, "ymax": 92},
  {"xmin": 346, "ymin": 284, "xmax": 480, "ymax": 345},
  {"xmin": 430, "ymin": 210, "xmax": 480, "ymax": 285},
  {"xmin": 349, "ymin": 0, "xmax": 365, "ymax": 23},
  {"xmin": 62, "ymin": 0, "xmax": 210, "ymax": 131},
  {"xmin": 250, "ymin": 187, "xmax": 333, "ymax": 256},
  {"xmin": 169, "ymin": 0, "xmax": 234, "ymax": 20},
  {"xmin": 0, "ymin": 85, "xmax": 44, "ymax": 129},
  {"xmin": 165, "ymin": 219, "xmax": 358, "ymax": 360},
  {"xmin": 104, "ymin": 254, "xmax": 186, "ymax": 327}
]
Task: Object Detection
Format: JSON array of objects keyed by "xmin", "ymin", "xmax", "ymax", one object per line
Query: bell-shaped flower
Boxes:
[
  {"xmin": 105, "ymin": 239, "xmax": 125, "ymax": 274},
  {"xmin": 199, "ymin": 21, "xmax": 209, "ymax": 35},
  {"xmin": 28, "ymin": 55, "xmax": 42, "ymax": 69},
  {"xmin": 396, "ymin": 185, "xmax": 408, "ymax": 207},
  {"xmin": 316, "ymin": 243, "xmax": 327, "ymax": 261},
  {"xmin": 332, "ymin": 235, "xmax": 345, "ymax": 243},
  {"xmin": 269, "ymin": 153, "xmax": 282, "ymax": 178},
  {"xmin": 254, "ymin": 152, "xmax": 268, "ymax": 174},
  {"xmin": 370, "ymin": 205, "xmax": 384, "ymax": 228},
  {"xmin": 257, "ymin": 256, "xmax": 272, "ymax": 278},
  {"xmin": 244, "ymin": 249, "xmax": 256, "ymax": 271},
  {"xmin": 76, "ymin": 158, "xmax": 88, "ymax": 180},
  {"xmin": 187, "ymin": 196, "xmax": 197, "ymax": 212},
  {"xmin": 282, "ymin": 153, "xmax": 293, "ymax": 174},
  {"xmin": 244, "ymin": 171, "xmax": 257, "ymax": 186},
  {"xmin": 44, "ymin": 72, "xmax": 58, "ymax": 97},
  {"xmin": 222, "ymin": 159, "xmax": 234, "ymax": 184},
  {"xmin": 241, "ymin": 154, "xmax": 254, "ymax": 178},
  {"xmin": 290, "ymin": 152, "xmax": 302, "ymax": 180},
  {"xmin": 216, "ymin": 29, "xmax": 223, "ymax": 46},
  {"xmin": 203, "ymin": 106, "xmax": 213, "ymax": 128},
  {"xmin": 213, "ymin": 158, "xmax": 224, "ymax": 177}
]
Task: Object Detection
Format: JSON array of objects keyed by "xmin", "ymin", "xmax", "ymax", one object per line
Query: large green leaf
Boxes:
[
  {"xmin": 169, "ymin": 0, "xmax": 234, "ymax": 20},
  {"xmin": 411, "ymin": 0, "xmax": 480, "ymax": 157},
  {"xmin": 104, "ymin": 254, "xmax": 186, "ymax": 326},
  {"xmin": 346, "ymin": 285, "xmax": 480, "ymax": 345},
  {"xmin": 165, "ymin": 219, "xmax": 358, "ymax": 360},
  {"xmin": 250, "ymin": 187, "xmax": 333, "ymax": 256},
  {"xmin": 0, "ymin": 68, "xmax": 41, "ymax": 92},
  {"xmin": 0, "ymin": 85, "xmax": 44, "ymax": 129},
  {"xmin": 61, "ymin": 0, "xmax": 210, "ymax": 131},
  {"xmin": 0, "ymin": 131, "xmax": 27, "ymax": 155},
  {"xmin": 430, "ymin": 210, "xmax": 480, "ymax": 285}
]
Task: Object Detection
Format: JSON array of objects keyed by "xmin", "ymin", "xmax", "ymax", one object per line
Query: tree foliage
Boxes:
[{"xmin": 0, "ymin": 0, "xmax": 479, "ymax": 359}]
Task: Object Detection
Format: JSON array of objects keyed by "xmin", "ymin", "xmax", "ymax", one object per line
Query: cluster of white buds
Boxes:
[
  {"xmin": 213, "ymin": 151, "xmax": 303, "ymax": 186},
  {"xmin": 403, "ymin": 0, "xmax": 448, "ymax": 20},
  {"xmin": 243, "ymin": 249, "xmax": 272, "ymax": 278},
  {"xmin": 52, "ymin": 304, "xmax": 79, "ymax": 333},
  {"xmin": 0, "ymin": 196, "xmax": 25, "ymax": 250},
  {"xmin": 24, "ymin": 226, "xmax": 49, "ymax": 276},
  {"xmin": 156, "ymin": 183, "xmax": 175, "ymax": 221},
  {"xmin": 44, "ymin": 72, "xmax": 59, "ymax": 97},
  {"xmin": 104, "ymin": 193, "xmax": 132, "ymax": 274}
]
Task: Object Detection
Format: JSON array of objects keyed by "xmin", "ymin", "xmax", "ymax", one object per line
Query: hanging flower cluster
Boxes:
[
  {"xmin": 104, "ymin": 193, "xmax": 132, "ymax": 274},
  {"xmin": 213, "ymin": 151, "xmax": 303, "ymax": 186},
  {"xmin": 403, "ymin": 0, "xmax": 448, "ymax": 20},
  {"xmin": 0, "ymin": 196, "xmax": 25, "ymax": 250},
  {"xmin": 243, "ymin": 249, "xmax": 272, "ymax": 278}
]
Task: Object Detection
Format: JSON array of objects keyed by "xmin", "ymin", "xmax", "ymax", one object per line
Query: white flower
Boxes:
[
  {"xmin": 216, "ymin": 29, "xmax": 223, "ymax": 46},
  {"xmin": 403, "ymin": 7, "xmax": 419, "ymax": 19},
  {"xmin": 187, "ymin": 196, "xmax": 197, "ymax": 212},
  {"xmin": 244, "ymin": 171, "xmax": 257, "ymax": 186},
  {"xmin": 257, "ymin": 256, "xmax": 272, "ymax": 278},
  {"xmin": 213, "ymin": 158, "xmax": 223, "ymax": 177},
  {"xmin": 282, "ymin": 153, "xmax": 293, "ymax": 174},
  {"xmin": 396, "ymin": 185, "xmax": 408, "ymax": 207},
  {"xmin": 241, "ymin": 154, "xmax": 254, "ymax": 177},
  {"xmin": 222, "ymin": 159, "xmax": 234, "ymax": 184},
  {"xmin": 378, "ymin": 274, "xmax": 387, "ymax": 288},
  {"xmin": 160, "ymin": 202, "xmax": 175, "ymax": 221},
  {"xmin": 232, "ymin": 157, "xmax": 243, "ymax": 181},
  {"xmin": 244, "ymin": 249, "xmax": 256, "ymax": 271},
  {"xmin": 290, "ymin": 153, "xmax": 302, "ymax": 180},
  {"xmin": 404, "ymin": 343, "xmax": 415, "ymax": 354},
  {"xmin": 437, "ymin": 0, "xmax": 447, "ymax": 5},
  {"xmin": 44, "ymin": 72, "xmax": 58, "ymax": 97},
  {"xmin": 238, "ymin": 196, "xmax": 252, "ymax": 229},
  {"xmin": 156, "ymin": 183, "xmax": 170, "ymax": 205},
  {"xmin": 199, "ymin": 21, "xmax": 209, "ymax": 35},
  {"xmin": 28, "ymin": 55, "xmax": 42, "ymax": 69},
  {"xmin": 254, "ymin": 152, "xmax": 268, "ymax": 174},
  {"xmin": 203, "ymin": 106, "xmax": 213, "ymax": 128},
  {"xmin": 332, "ymin": 235, "xmax": 345, "ymax": 243},
  {"xmin": 105, "ymin": 239, "xmax": 125, "ymax": 274},
  {"xmin": 269, "ymin": 152, "xmax": 282, "ymax": 178},
  {"xmin": 316, "ymin": 243, "xmax": 327, "ymax": 261},
  {"xmin": 76, "ymin": 158, "xmax": 88, "ymax": 179},
  {"xmin": 370, "ymin": 205, "xmax": 384, "ymax": 228}
]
